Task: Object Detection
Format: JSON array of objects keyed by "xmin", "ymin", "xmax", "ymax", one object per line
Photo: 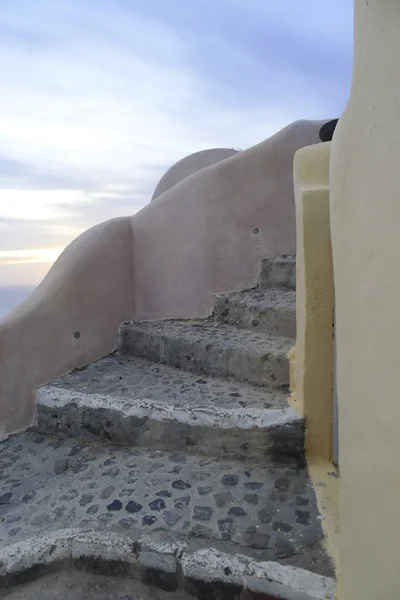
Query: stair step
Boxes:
[
  {"xmin": 118, "ymin": 320, "xmax": 292, "ymax": 390},
  {"xmin": 213, "ymin": 288, "xmax": 296, "ymax": 337},
  {"xmin": 258, "ymin": 255, "xmax": 296, "ymax": 290},
  {"xmin": 0, "ymin": 430, "xmax": 335, "ymax": 588},
  {"xmin": 36, "ymin": 355, "xmax": 303, "ymax": 462}
]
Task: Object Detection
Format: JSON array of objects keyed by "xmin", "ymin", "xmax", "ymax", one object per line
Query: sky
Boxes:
[{"xmin": 0, "ymin": 0, "xmax": 353, "ymax": 286}]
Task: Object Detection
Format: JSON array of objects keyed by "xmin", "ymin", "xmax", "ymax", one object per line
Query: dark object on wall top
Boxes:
[{"xmin": 319, "ymin": 119, "xmax": 339, "ymax": 142}]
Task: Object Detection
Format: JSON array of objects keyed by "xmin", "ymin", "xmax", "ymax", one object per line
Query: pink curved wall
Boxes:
[
  {"xmin": 133, "ymin": 120, "xmax": 324, "ymax": 319},
  {"xmin": 0, "ymin": 218, "xmax": 134, "ymax": 438},
  {"xmin": 0, "ymin": 119, "xmax": 324, "ymax": 438},
  {"xmin": 151, "ymin": 148, "xmax": 238, "ymax": 201}
]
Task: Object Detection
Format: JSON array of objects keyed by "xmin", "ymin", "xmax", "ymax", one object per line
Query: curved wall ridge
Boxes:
[
  {"xmin": 134, "ymin": 119, "xmax": 325, "ymax": 320},
  {"xmin": 151, "ymin": 148, "xmax": 239, "ymax": 201},
  {"xmin": 0, "ymin": 119, "xmax": 324, "ymax": 438}
]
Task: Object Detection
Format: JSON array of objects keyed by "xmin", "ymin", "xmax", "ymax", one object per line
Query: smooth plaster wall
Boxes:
[
  {"xmin": 151, "ymin": 148, "xmax": 238, "ymax": 201},
  {"xmin": 0, "ymin": 218, "xmax": 134, "ymax": 439},
  {"xmin": 293, "ymin": 142, "xmax": 338, "ymax": 571},
  {"xmin": 330, "ymin": 1, "xmax": 400, "ymax": 598},
  {"xmin": 132, "ymin": 120, "xmax": 324, "ymax": 320},
  {"xmin": 0, "ymin": 119, "xmax": 323, "ymax": 438},
  {"xmin": 294, "ymin": 142, "xmax": 334, "ymax": 461}
]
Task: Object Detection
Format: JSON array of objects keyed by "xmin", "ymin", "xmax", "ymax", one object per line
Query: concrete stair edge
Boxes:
[
  {"xmin": 212, "ymin": 288, "xmax": 296, "ymax": 338},
  {"xmin": 117, "ymin": 320, "xmax": 292, "ymax": 391},
  {"xmin": 0, "ymin": 528, "xmax": 336, "ymax": 600},
  {"xmin": 258, "ymin": 255, "xmax": 296, "ymax": 291},
  {"xmin": 36, "ymin": 385, "xmax": 304, "ymax": 463}
]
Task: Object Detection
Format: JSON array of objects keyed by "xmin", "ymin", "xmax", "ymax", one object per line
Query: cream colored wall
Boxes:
[
  {"xmin": 0, "ymin": 119, "xmax": 323, "ymax": 438},
  {"xmin": 151, "ymin": 148, "xmax": 238, "ymax": 201},
  {"xmin": 293, "ymin": 142, "xmax": 338, "ymax": 571},
  {"xmin": 293, "ymin": 142, "xmax": 334, "ymax": 460},
  {"xmin": 330, "ymin": 1, "xmax": 400, "ymax": 598}
]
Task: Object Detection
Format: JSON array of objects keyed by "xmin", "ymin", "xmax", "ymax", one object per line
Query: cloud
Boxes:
[{"xmin": 0, "ymin": 0, "xmax": 353, "ymax": 284}]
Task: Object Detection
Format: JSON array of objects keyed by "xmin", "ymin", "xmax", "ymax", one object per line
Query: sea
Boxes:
[{"xmin": 0, "ymin": 286, "xmax": 35, "ymax": 318}]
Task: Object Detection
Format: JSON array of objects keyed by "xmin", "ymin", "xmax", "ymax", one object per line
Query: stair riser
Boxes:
[
  {"xmin": 118, "ymin": 329, "xmax": 290, "ymax": 390},
  {"xmin": 37, "ymin": 402, "xmax": 304, "ymax": 464},
  {"xmin": 258, "ymin": 258, "xmax": 296, "ymax": 290},
  {"xmin": 213, "ymin": 297, "xmax": 296, "ymax": 338}
]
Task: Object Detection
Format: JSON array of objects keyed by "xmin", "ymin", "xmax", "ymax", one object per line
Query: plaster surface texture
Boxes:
[
  {"xmin": 0, "ymin": 218, "xmax": 134, "ymax": 440},
  {"xmin": 292, "ymin": 143, "xmax": 337, "ymax": 570},
  {"xmin": 151, "ymin": 148, "xmax": 238, "ymax": 201},
  {"xmin": 293, "ymin": 143, "xmax": 333, "ymax": 461},
  {"xmin": 132, "ymin": 120, "xmax": 324, "ymax": 322},
  {"xmin": 0, "ymin": 120, "xmax": 322, "ymax": 439},
  {"xmin": 329, "ymin": 2, "xmax": 400, "ymax": 598}
]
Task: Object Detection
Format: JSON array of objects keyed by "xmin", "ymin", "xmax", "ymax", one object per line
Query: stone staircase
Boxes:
[
  {"xmin": 0, "ymin": 256, "xmax": 336, "ymax": 600},
  {"xmin": 37, "ymin": 256, "xmax": 300, "ymax": 463}
]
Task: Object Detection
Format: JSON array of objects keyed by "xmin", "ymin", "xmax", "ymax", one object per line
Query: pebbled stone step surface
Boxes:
[
  {"xmin": 118, "ymin": 320, "xmax": 292, "ymax": 390},
  {"xmin": 213, "ymin": 288, "xmax": 296, "ymax": 338},
  {"xmin": 0, "ymin": 431, "xmax": 334, "ymax": 578},
  {"xmin": 46, "ymin": 355, "xmax": 289, "ymax": 411},
  {"xmin": 258, "ymin": 256, "xmax": 296, "ymax": 291},
  {"xmin": 36, "ymin": 355, "xmax": 303, "ymax": 462}
]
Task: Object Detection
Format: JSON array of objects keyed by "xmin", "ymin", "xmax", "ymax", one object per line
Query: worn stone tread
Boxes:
[
  {"xmin": 0, "ymin": 432, "xmax": 334, "ymax": 579},
  {"xmin": 213, "ymin": 288, "xmax": 296, "ymax": 337},
  {"xmin": 48, "ymin": 355, "xmax": 289, "ymax": 411},
  {"xmin": 36, "ymin": 356, "xmax": 303, "ymax": 461},
  {"xmin": 118, "ymin": 320, "xmax": 292, "ymax": 389},
  {"xmin": 258, "ymin": 256, "xmax": 296, "ymax": 291}
]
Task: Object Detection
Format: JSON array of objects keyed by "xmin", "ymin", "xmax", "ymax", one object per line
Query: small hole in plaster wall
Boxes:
[
  {"xmin": 73, "ymin": 331, "xmax": 81, "ymax": 339},
  {"xmin": 252, "ymin": 227, "xmax": 260, "ymax": 235}
]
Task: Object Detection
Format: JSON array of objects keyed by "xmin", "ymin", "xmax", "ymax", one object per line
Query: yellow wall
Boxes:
[
  {"xmin": 294, "ymin": 142, "xmax": 334, "ymax": 461},
  {"xmin": 293, "ymin": 142, "xmax": 339, "ymax": 571},
  {"xmin": 330, "ymin": 1, "xmax": 400, "ymax": 598}
]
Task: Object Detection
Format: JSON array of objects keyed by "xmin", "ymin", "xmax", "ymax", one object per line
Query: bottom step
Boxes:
[
  {"xmin": 0, "ymin": 431, "xmax": 334, "ymax": 584},
  {"xmin": 1, "ymin": 568, "xmax": 194, "ymax": 600},
  {"xmin": 0, "ymin": 534, "xmax": 336, "ymax": 600}
]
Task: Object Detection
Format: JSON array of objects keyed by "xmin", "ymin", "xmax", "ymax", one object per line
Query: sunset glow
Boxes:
[
  {"xmin": 0, "ymin": 247, "xmax": 64, "ymax": 265},
  {"xmin": 0, "ymin": 0, "xmax": 352, "ymax": 287}
]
